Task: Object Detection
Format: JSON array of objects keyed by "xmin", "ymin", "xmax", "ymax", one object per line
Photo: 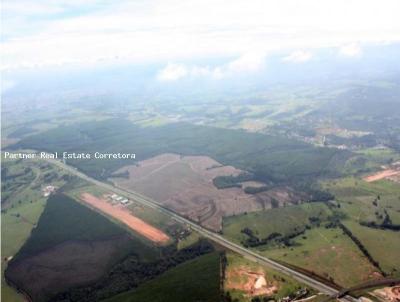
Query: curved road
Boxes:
[{"xmin": 46, "ymin": 157, "xmax": 357, "ymax": 302}]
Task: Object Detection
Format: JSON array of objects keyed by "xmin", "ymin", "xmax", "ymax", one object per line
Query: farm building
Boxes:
[
  {"xmin": 120, "ymin": 198, "xmax": 129, "ymax": 205},
  {"xmin": 42, "ymin": 185, "xmax": 57, "ymax": 197}
]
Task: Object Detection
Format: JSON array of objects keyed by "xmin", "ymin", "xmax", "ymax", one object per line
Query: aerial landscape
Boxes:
[{"xmin": 1, "ymin": 1, "xmax": 400, "ymax": 302}]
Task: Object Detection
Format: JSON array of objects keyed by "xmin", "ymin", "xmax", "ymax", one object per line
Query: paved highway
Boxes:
[{"xmin": 46, "ymin": 157, "xmax": 357, "ymax": 302}]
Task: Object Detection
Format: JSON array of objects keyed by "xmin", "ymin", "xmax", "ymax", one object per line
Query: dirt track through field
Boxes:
[
  {"xmin": 80, "ymin": 193, "xmax": 169, "ymax": 244},
  {"xmin": 363, "ymin": 169, "xmax": 400, "ymax": 182}
]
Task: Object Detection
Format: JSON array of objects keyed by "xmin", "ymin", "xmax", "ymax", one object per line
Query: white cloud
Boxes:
[
  {"xmin": 339, "ymin": 43, "xmax": 362, "ymax": 57},
  {"xmin": 1, "ymin": 79, "xmax": 17, "ymax": 93},
  {"xmin": 157, "ymin": 63, "xmax": 188, "ymax": 81},
  {"xmin": 156, "ymin": 52, "xmax": 267, "ymax": 81},
  {"xmin": 227, "ymin": 51, "xmax": 266, "ymax": 72},
  {"xmin": 283, "ymin": 50, "xmax": 313, "ymax": 63},
  {"xmin": 2, "ymin": 0, "xmax": 400, "ymax": 70}
]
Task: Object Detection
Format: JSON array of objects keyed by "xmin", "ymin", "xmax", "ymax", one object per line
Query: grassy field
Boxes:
[
  {"xmin": 342, "ymin": 147, "xmax": 400, "ymax": 175},
  {"xmin": 224, "ymin": 252, "xmax": 311, "ymax": 302},
  {"xmin": 1, "ymin": 156, "xmax": 68, "ymax": 209},
  {"xmin": 324, "ymin": 178, "xmax": 400, "ymax": 224},
  {"xmin": 103, "ymin": 252, "xmax": 221, "ymax": 302},
  {"xmin": 342, "ymin": 221, "xmax": 400, "ymax": 276},
  {"xmin": 222, "ymin": 200, "xmax": 383, "ymax": 287},
  {"xmin": 127, "ymin": 201, "xmax": 175, "ymax": 231},
  {"xmin": 322, "ymin": 177, "xmax": 400, "ymax": 276},
  {"xmin": 177, "ymin": 232, "xmax": 202, "ymax": 250},
  {"xmin": 263, "ymin": 227, "xmax": 378, "ymax": 286},
  {"xmin": 1, "ymin": 199, "xmax": 47, "ymax": 302},
  {"xmin": 222, "ymin": 202, "xmax": 330, "ymax": 245},
  {"xmin": 1, "ymin": 156, "xmax": 70, "ymax": 302}
]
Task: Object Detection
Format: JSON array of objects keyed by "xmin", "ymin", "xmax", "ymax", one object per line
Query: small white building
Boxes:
[
  {"xmin": 120, "ymin": 198, "xmax": 129, "ymax": 205},
  {"xmin": 42, "ymin": 185, "xmax": 57, "ymax": 197}
]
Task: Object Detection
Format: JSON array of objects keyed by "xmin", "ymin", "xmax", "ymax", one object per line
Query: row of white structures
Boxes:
[{"xmin": 110, "ymin": 194, "xmax": 129, "ymax": 205}]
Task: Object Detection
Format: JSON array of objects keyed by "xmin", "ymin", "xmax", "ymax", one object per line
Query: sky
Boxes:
[{"xmin": 1, "ymin": 0, "xmax": 400, "ymax": 74}]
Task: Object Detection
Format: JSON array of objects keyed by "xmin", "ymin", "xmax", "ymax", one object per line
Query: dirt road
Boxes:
[
  {"xmin": 80, "ymin": 193, "xmax": 169, "ymax": 244},
  {"xmin": 363, "ymin": 169, "xmax": 400, "ymax": 182}
]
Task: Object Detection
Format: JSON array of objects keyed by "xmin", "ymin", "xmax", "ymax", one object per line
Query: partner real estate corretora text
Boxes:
[{"xmin": 3, "ymin": 151, "xmax": 136, "ymax": 160}]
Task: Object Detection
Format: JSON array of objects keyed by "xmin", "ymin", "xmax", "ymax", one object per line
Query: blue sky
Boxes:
[{"xmin": 1, "ymin": 0, "xmax": 400, "ymax": 74}]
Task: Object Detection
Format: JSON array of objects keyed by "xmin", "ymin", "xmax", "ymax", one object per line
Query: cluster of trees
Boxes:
[
  {"xmin": 222, "ymin": 291, "xmax": 240, "ymax": 302},
  {"xmin": 240, "ymin": 227, "xmax": 305, "ymax": 248},
  {"xmin": 213, "ymin": 173, "xmax": 252, "ymax": 189},
  {"xmin": 165, "ymin": 224, "xmax": 191, "ymax": 241},
  {"xmin": 43, "ymin": 171, "xmax": 58, "ymax": 182},
  {"xmin": 220, "ymin": 253, "xmax": 228, "ymax": 301},
  {"xmin": 244, "ymin": 185, "xmax": 270, "ymax": 194},
  {"xmin": 1, "ymin": 165, "xmax": 36, "ymax": 204},
  {"xmin": 338, "ymin": 223, "xmax": 385, "ymax": 276},
  {"xmin": 306, "ymin": 189, "xmax": 335, "ymax": 202},
  {"xmin": 360, "ymin": 211, "xmax": 400, "ymax": 231},
  {"xmin": 51, "ymin": 240, "xmax": 215, "ymax": 302},
  {"xmin": 1, "ymin": 166, "xmax": 32, "ymax": 182}
]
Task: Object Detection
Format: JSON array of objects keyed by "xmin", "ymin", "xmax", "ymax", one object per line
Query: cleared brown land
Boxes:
[
  {"xmin": 373, "ymin": 285, "xmax": 400, "ymax": 301},
  {"xmin": 80, "ymin": 193, "xmax": 169, "ymax": 244},
  {"xmin": 240, "ymin": 181, "xmax": 267, "ymax": 188},
  {"xmin": 6, "ymin": 235, "xmax": 134, "ymax": 302},
  {"xmin": 363, "ymin": 169, "xmax": 400, "ymax": 182},
  {"xmin": 225, "ymin": 266, "xmax": 278, "ymax": 297},
  {"xmin": 111, "ymin": 153, "xmax": 301, "ymax": 231}
]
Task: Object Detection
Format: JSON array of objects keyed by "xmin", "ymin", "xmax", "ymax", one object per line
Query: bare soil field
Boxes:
[
  {"xmin": 225, "ymin": 266, "xmax": 278, "ymax": 297},
  {"xmin": 6, "ymin": 235, "xmax": 134, "ymax": 302},
  {"xmin": 372, "ymin": 285, "xmax": 400, "ymax": 302},
  {"xmin": 80, "ymin": 193, "xmax": 169, "ymax": 244},
  {"xmin": 240, "ymin": 181, "xmax": 267, "ymax": 188},
  {"xmin": 363, "ymin": 169, "xmax": 400, "ymax": 182},
  {"xmin": 111, "ymin": 153, "xmax": 301, "ymax": 231}
]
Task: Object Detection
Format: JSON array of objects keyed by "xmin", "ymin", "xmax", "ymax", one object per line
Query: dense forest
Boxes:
[{"xmin": 12, "ymin": 119, "xmax": 351, "ymax": 185}]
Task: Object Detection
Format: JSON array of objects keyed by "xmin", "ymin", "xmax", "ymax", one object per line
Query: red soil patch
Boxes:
[
  {"xmin": 373, "ymin": 286, "xmax": 400, "ymax": 302},
  {"xmin": 80, "ymin": 193, "xmax": 169, "ymax": 244},
  {"xmin": 225, "ymin": 266, "xmax": 278, "ymax": 297},
  {"xmin": 363, "ymin": 169, "xmax": 400, "ymax": 182}
]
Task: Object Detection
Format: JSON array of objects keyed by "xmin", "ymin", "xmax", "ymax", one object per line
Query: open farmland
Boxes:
[
  {"xmin": 262, "ymin": 227, "xmax": 379, "ymax": 287},
  {"xmin": 222, "ymin": 202, "xmax": 381, "ymax": 287},
  {"xmin": 80, "ymin": 193, "xmax": 170, "ymax": 243},
  {"xmin": 321, "ymin": 177, "xmax": 400, "ymax": 277},
  {"xmin": 5, "ymin": 194, "xmax": 159, "ymax": 302},
  {"xmin": 111, "ymin": 153, "xmax": 302, "ymax": 231},
  {"xmin": 342, "ymin": 221, "xmax": 400, "ymax": 276},
  {"xmin": 222, "ymin": 203, "xmax": 330, "ymax": 245}
]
